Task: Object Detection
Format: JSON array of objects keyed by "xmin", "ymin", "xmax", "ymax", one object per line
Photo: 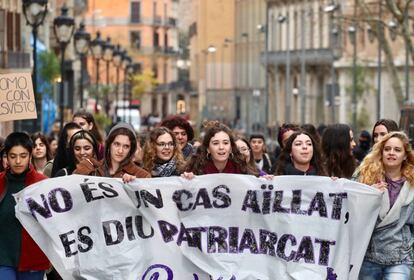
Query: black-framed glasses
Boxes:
[{"xmin": 156, "ymin": 142, "xmax": 175, "ymax": 148}]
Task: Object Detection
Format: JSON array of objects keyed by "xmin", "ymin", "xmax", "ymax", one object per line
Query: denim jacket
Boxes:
[{"xmin": 364, "ymin": 181, "xmax": 414, "ymax": 265}]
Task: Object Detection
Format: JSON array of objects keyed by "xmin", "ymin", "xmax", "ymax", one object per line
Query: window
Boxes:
[
  {"xmin": 15, "ymin": 13, "xmax": 20, "ymax": 50},
  {"xmin": 130, "ymin": 1, "xmax": 141, "ymax": 23},
  {"xmin": 0, "ymin": 10, "xmax": 5, "ymax": 51},
  {"xmin": 152, "ymin": 63, "xmax": 158, "ymax": 79},
  {"xmin": 130, "ymin": 31, "xmax": 141, "ymax": 49},
  {"xmin": 6, "ymin": 12, "xmax": 13, "ymax": 50},
  {"xmin": 153, "ymin": 31, "xmax": 159, "ymax": 47}
]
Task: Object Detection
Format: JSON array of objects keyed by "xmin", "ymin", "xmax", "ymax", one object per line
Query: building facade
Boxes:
[
  {"xmin": 265, "ymin": 0, "xmax": 413, "ymax": 130},
  {"xmin": 189, "ymin": 0, "xmax": 236, "ymax": 127},
  {"xmin": 84, "ymin": 0, "xmax": 180, "ymax": 121}
]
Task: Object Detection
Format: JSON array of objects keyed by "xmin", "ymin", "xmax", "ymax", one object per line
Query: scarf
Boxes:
[
  {"xmin": 182, "ymin": 143, "xmax": 193, "ymax": 159},
  {"xmin": 152, "ymin": 159, "xmax": 177, "ymax": 177}
]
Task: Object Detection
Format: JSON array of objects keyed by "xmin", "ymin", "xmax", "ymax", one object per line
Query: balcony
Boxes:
[
  {"xmin": 164, "ymin": 46, "xmax": 177, "ymax": 55},
  {"xmin": 261, "ymin": 48, "xmax": 335, "ymax": 66},
  {"xmin": 0, "ymin": 51, "xmax": 30, "ymax": 69},
  {"xmin": 153, "ymin": 16, "xmax": 162, "ymax": 26},
  {"xmin": 166, "ymin": 17, "xmax": 177, "ymax": 27}
]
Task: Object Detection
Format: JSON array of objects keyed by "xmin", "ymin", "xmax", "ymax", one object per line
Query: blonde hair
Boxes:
[{"xmin": 357, "ymin": 131, "xmax": 414, "ymax": 186}]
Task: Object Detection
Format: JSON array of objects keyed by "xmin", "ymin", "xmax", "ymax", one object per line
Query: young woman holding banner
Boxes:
[
  {"xmin": 97, "ymin": 123, "xmax": 150, "ymax": 182},
  {"xmin": 142, "ymin": 127, "xmax": 186, "ymax": 177},
  {"xmin": 183, "ymin": 121, "xmax": 256, "ymax": 176},
  {"xmin": 356, "ymin": 131, "xmax": 414, "ymax": 279}
]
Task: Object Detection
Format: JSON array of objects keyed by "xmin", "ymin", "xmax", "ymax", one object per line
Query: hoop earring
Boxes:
[
  {"xmin": 230, "ymin": 152, "xmax": 234, "ymax": 159},
  {"xmin": 207, "ymin": 152, "xmax": 211, "ymax": 160}
]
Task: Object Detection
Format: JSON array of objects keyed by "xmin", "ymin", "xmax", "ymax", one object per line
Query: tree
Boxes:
[
  {"xmin": 131, "ymin": 70, "xmax": 158, "ymax": 99},
  {"xmin": 350, "ymin": 0, "xmax": 411, "ymax": 108},
  {"xmin": 39, "ymin": 51, "xmax": 60, "ymax": 83}
]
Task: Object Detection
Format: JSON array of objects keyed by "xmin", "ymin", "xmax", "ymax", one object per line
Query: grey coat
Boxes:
[{"xmin": 364, "ymin": 181, "xmax": 414, "ymax": 265}]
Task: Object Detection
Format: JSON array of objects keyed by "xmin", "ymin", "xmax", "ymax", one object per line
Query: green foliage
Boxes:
[
  {"xmin": 345, "ymin": 63, "xmax": 372, "ymax": 101},
  {"xmin": 87, "ymin": 85, "xmax": 112, "ymax": 100},
  {"xmin": 39, "ymin": 51, "xmax": 60, "ymax": 83},
  {"xmin": 345, "ymin": 63, "xmax": 373, "ymax": 129},
  {"xmin": 131, "ymin": 70, "xmax": 158, "ymax": 99},
  {"xmin": 93, "ymin": 112, "xmax": 112, "ymax": 130},
  {"xmin": 357, "ymin": 106, "xmax": 371, "ymax": 130}
]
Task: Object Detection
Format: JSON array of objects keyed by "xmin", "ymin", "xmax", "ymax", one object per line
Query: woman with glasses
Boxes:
[
  {"xmin": 55, "ymin": 130, "xmax": 100, "ymax": 177},
  {"xmin": 142, "ymin": 127, "xmax": 186, "ymax": 177},
  {"xmin": 160, "ymin": 115, "xmax": 194, "ymax": 159},
  {"xmin": 274, "ymin": 130, "xmax": 326, "ymax": 176},
  {"xmin": 97, "ymin": 123, "xmax": 150, "ymax": 182},
  {"xmin": 183, "ymin": 121, "xmax": 255, "ymax": 176}
]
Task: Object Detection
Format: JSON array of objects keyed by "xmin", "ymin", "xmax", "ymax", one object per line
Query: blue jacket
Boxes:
[{"xmin": 364, "ymin": 181, "xmax": 414, "ymax": 265}]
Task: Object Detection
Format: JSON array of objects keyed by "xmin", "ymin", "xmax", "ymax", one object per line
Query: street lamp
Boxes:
[
  {"xmin": 126, "ymin": 63, "xmax": 134, "ymax": 123},
  {"xmin": 122, "ymin": 53, "xmax": 132, "ymax": 121},
  {"xmin": 278, "ymin": 14, "xmax": 291, "ymax": 123},
  {"xmin": 53, "ymin": 5, "xmax": 75, "ymax": 130},
  {"xmin": 22, "ymin": 0, "xmax": 48, "ymax": 132},
  {"xmin": 74, "ymin": 22, "xmax": 91, "ymax": 108},
  {"xmin": 324, "ymin": 2, "xmax": 339, "ymax": 123},
  {"xmin": 388, "ymin": 20, "xmax": 398, "ymax": 41},
  {"xmin": 102, "ymin": 37, "xmax": 114, "ymax": 115},
  {"xmin": 112, "ymin": 44, "xmax": 123, "ymax": 117},
  {"xmin": 348, "ymin": 24, "xmax": 357, "ymax": 131},
  {"xmin": 90, "ymin": 31, "xmax": 104, "ymax": 112}
]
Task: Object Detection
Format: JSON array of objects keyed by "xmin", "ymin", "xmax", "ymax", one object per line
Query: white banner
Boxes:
[{"xmin": 14, "ymin": 174, "xmax": 382, "ymax": 280}]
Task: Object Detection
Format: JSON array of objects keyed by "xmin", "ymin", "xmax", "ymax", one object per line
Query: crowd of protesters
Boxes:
[{"xmin": 0, "ymin": 108, "xmax": 412, "ymax": 279}]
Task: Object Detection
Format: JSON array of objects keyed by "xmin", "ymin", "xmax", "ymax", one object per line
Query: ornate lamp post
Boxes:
[
  {"xmin": 121, "ymin": 53, "xmax": 131, "ymax": 121},
  {"xmin": 102, "ymin": 37, "xmax": 114, "ymax": 115},
  {"xmin": 348, "ymin": 24, "xmax": 357, "ymax": 131},
  {"xmin": 74, "ymin": 22, "xmax": 90, "ymax": 108},
  {"xmin": 90, "ymin": 31, "xmax": 104, "ymax": 112},
  {"xmin": 22, "ymin": 0, "xmax": 48, "ymax": 132},
  {"xmin": 53, "ymin": 5, "xmax": 75, "ymax": 130},
  {"xmin": 112, "ymin": 44, "xmax": 123, "ymax": 114}
]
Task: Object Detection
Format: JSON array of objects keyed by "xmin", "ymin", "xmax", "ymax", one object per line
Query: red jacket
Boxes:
[{"xmin": 0, "ymin": 166, "xmax": 50, "ymax": 271}]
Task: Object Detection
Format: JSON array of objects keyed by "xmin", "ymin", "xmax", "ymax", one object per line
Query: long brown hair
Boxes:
[
  {"xmin": 185, "ymin": 121, "xmax": 249, "ymax": 175},
  {"xmin": 321, "ymin": 124, "xmax": 356, "ymax": 178},
  {"xmin": 104, "ymin": 127, "xmax": 137, "ymax": 170},
  {"xmin": 143, "ymin": 127, "xmax": 186, "ymax": 173}
]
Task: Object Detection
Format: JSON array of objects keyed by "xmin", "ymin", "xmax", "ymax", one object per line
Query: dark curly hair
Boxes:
[
  {"xmin": 185, "ymin": 121, "xmax": 249, "ymax": 175},
  {"xmin": 275, "ymin": 130, "xmax": 326, "ymax": 176},
  {"xmin": 278, "ymin": 123, "xmax": 300, "ymax": 148},
  {"xmin": 160, "ymin": 115, "xmax": 194, "ymax": 141}
]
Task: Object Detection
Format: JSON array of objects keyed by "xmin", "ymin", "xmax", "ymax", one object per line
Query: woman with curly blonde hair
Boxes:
[
  {"xmin": 143, "ymin": 127, "xmax": 186, "ymax": 177},
  {"xmin": 357, "ymin": 131, "xmax": 414, "ymax": 279}
]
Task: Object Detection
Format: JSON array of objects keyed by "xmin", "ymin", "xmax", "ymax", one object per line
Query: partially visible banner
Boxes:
[
  {"xmin": 14, "ymin": 175, "xmax": 382, "ymax": 280},
  {"xmin": 0, "ymin": 72, "xmax": 37, "ymax": 121}
]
